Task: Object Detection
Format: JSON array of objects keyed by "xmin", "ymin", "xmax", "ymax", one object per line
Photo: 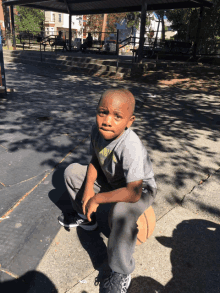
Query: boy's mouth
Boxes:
[{"xmin": 100, "ymin": 127, "xmax": 113, "ymax": 132}]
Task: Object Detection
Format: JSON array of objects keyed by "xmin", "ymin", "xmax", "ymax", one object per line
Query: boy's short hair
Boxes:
[{"xmin": 98, "ymin": 88, "xmax": 135, "ymax": 115}]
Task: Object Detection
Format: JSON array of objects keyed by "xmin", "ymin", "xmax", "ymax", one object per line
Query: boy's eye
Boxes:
[
  {"xmin": 98, "ymin": 110, "xmax": 105, "ymax": 115},
  {"xmin": 115, "ymin": 114, "xmax": 122, "ymax": 120}
]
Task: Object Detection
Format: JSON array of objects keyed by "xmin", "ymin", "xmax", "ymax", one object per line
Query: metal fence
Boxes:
[{"xmin": 2, "ymin": 28, "xmax": 220, "ymax": 57}]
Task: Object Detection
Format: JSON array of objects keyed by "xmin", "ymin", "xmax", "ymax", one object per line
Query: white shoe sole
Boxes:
[
  {"xmin": 58, "ymin": 220, "xmax": 98, "ymax": 231},
  {"xmin": 127, "ymin": 274, "xmax": 131, "ymax": 289}
]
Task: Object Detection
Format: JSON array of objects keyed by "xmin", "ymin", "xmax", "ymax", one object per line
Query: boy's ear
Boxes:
[{"xmin": 126, "ymin": 115, "xmax": 135, "ymax": 128}]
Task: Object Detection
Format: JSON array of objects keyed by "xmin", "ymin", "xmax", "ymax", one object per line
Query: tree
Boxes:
[
  {"xmin": 126, "ymin": 12, "xmax": 141, "ymax": 29},
  {"xmin": 85, "ymin": 14, "xmax": 103, "ymax": 36},
  {"xmin": 14, "ymin": 6, "xmax": 44, "ymax": 33},
  {"xmin": 126, "ymin": 12, "xmax": 152, "ymax": 31},
  {"xmin": 165, "ymin": 0, "xmax": 220, "ymax": 52},
  {"xmin": 165, "ymin": 8, "xmax": 198, "ymax": 41},
  {"xmin": 2, "ymin": 5, "xmax": 12, "ymax": 48},
  {"xmin": 155, "ymin": 11, "xmax": 165, "ymax": 41},
  {"xmin": 106, "ymin": 13, "xmax": 127, "ymax": 32},
  {"xmin": 85, "ymin": 13, "xmax": 127, "ymax": 35}
]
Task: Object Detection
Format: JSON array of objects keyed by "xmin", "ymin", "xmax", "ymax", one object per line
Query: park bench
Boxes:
[
  {"xmin": 38, "ymin": 35, "xmax": 67, "ymax": 52},
  {"xmin": 131, "ymin": 40, "xmax": 192, "ymax": 61},
  {"xmin": 83, "ymin": 40, "xmax": 117, "ymax": 54},
  {"xmin": 163, "ymin": 40, "xmax": 192, "ymax": 54},
  {"xmin": 131, "ymin": 46, "xmax": 155, "ymax": 61},
  {"xmin": 83, "ymin": 40, "xmax": 104, "ymax": 53},
  {"xmin": 16, "ymin": 33, "xmax": 40, "ymax": 50},
  {"xmin": 49, "ymin": 36, "xmax": 67, "ymax": 51},
  {"xmin": 102, "ymin": 41, "xmax": 117, "ymax": 54}
]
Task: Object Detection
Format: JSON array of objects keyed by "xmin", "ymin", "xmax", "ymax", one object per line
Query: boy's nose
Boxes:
[{"xmin": 103, "ymin": 114, "xmax": 112, "ymax": 126}]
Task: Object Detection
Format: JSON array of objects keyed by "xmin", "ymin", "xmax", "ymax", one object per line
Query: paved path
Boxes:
[{"xmin": 0, "ymin": 61, "xmax": 219, "ymax": 292}]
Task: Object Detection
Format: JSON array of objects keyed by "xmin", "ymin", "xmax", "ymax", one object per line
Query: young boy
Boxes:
[{"xmin": 58, "ymin": 88, "xmax": 157, "ymax": 293}]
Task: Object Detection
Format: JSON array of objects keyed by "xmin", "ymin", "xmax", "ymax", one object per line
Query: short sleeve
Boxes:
[{"xmin": 122, "ymin": 141, "xmax": 146, "ymax": 183}]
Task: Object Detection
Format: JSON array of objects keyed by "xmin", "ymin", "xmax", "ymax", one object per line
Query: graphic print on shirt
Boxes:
[{"xmin": 92, "ymin": 141, "xmax": 117, "ymax": 165}]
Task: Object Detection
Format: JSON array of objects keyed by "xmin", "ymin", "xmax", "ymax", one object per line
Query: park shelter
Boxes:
[{"xmin": 3, "ymin": 0, "xmax": 213, "ymax": 61}]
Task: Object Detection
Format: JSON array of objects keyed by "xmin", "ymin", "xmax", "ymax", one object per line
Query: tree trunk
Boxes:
[
  {"xmin": 2, "ymin": 4, "xmax": 12, "ymax": 49},
  {"xmin": 101, "ymin": 14, "xmax": 107, "ymax": 41},
  {"xmin": 138, "ymin": 0, "xmax": 147, "ymax": 63}
]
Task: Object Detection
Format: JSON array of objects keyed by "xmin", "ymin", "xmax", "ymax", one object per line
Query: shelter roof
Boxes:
[{"xmin": 3, "ymin": 0, "xmax": 213, "ymax": 15}]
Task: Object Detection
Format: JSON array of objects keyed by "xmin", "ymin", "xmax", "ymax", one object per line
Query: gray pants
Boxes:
[{"xmin": 64, "ymin": 163, "xmax": 157, "ymax": 275}]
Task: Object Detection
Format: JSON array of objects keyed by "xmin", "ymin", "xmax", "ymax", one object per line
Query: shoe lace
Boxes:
[
  {"xmin": 94, "ymin": 274, "xmax": 101, "ymax": 286},
  {"xmin": 102, "ymin": 271, "xmax": 129, "ymax": 292}
]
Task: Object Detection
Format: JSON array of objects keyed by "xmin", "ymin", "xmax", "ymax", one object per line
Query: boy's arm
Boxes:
[
  {"xmin": 85, "ymin": 180, "xmax": 143, "ymax": 221},
  {"xmin": 82, "ymin": 153, "xmax": 100, "ymax": 215},
  {"xmin": 93, "ymin": 180, "xmax": 143, "ymax": 204}
]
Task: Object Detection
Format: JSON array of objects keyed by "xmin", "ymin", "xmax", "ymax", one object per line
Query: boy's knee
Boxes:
[
  {"xmin": 64, "ymin": 163, "xmax": 80, "ymax": 180},
  {"xmin": 111, "ymin": 203, "xmax": 136, "ymax": 224}
]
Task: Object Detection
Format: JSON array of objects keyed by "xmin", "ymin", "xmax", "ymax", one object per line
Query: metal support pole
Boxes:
[
  {"xmin": 69, "ymin": 13, "xmax": 72, "ymax": 51},
  {"xmin": 116, "ymin": 29, "xmax": 119, "ymax": 70},
  {"xmin": 154, "ymin": 17, "xmax": 160, "ymax": 49},
  {"xmin": 193, "ymin": 6, "xmax": 204, "ymax": 58},
  {"xmin": 138, "ymin": 0, "xmax": 147, "ymax": 63},
  {"xmin": 10, "ymin": 5, "xmax": 16, "ymax": 50},
  {"xmin": 40, "ymin": 42, "xmax": 42, "ymax": 62},
  {"xmin": 116, "ymin": 29, "xmax": 119, "ymax": 56},
  {"xmin": 0, "ymin": 27, "xmax": 7, "ymax": 94}
]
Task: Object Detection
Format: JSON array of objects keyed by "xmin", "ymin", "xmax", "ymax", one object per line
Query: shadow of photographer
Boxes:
[
  {"xmin": 0, "ymin": 270, "xmax": 57, "ymax": 292},
  {"xmin": 128, "ymin": 218, "xmax": 220, "ymax": 293}
]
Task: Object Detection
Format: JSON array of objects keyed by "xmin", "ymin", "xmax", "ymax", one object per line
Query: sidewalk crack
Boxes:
[
  {"xmin": 0, "ymin": 182, "xmax": 6, "ymax": 187},
  {"xmin": 0, "ymin": 136, "xmax": 89, "ymax": 223},
  {"xmin": 1, "ymin": 171, "xmax": 50, "ymax": 188},
  {"xmin": 0, "ymin": 267, "xmax": 19, "ymax": 279},
  {"xmin": 0, "ymin": 144, "xmax": 8, "ymax": 151},
  {"xmin": 180, "ymin": 167, "xmax": 220, "ymax": 205}
]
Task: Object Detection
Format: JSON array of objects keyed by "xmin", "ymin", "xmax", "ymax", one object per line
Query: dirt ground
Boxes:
[{"xmin": 129, "ymin": 64, "xmax": 220, "ymax": 94}]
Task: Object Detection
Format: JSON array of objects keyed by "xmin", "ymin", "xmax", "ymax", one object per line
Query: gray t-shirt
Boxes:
[{"xmin": 90, "ymin": 124, "xmax": 156, "ymax": 190}]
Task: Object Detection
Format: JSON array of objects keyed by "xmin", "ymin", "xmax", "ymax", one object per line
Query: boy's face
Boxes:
[{"xmin": 96, "ymin": 92, "xmax": 135, "ymax": 141}]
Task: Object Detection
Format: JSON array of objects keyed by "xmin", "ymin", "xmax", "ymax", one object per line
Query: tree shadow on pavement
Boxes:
[
  {"xmin": 126, "ymin": 63, "xmax": 220, "ymax": 95},
  {"xmin": 0, "ymin": 270, "xmax": 57, "ymax": 293},
  {"xmin": 1, "ymin": 61, "xmax": 219, "ymax": 293},
  {"xmin": 129, "ymin": 85, "xmax": 220, "ymax": 219},
  {"xmin": 128, "ymin": 219, "xmax": 220, "ymax": 293},
  {"xmin": 2, "ymin": 62, "xmax": 220, "ymax": 215}
]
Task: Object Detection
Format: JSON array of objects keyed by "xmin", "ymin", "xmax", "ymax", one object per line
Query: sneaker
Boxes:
[
  {"xmin": 100, "ymin": 270, "xmax": 131, "ymax": 293},
  {"xmin": 58, "ymin": 211, "xmax": 98, "ymax": 231}
]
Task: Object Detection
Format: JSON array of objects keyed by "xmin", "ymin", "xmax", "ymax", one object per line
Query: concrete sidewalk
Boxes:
[{"xmin": 0, "ymin": 60, "xmax": 219, "ymax": 292}]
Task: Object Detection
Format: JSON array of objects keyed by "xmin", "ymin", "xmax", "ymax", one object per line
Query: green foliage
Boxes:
[
  {"xmin": 85, "ymin": 13, "xmax": 128, "ymax": 34},
  {"xmin": 126, "ymin": 12, "xmax": 140, "ymax": 29},
  {"xmin": 85, "ymin": 12, "xmax": 151, "ymax": 33},
  {"xmin": 15, "ymin": 6, "xmax": 44, "ymax": 32},
  {"xmin": 166, "ymin": 0, "xmax": 220, "ymax": 43},
  {"xmin": 126, "ymin": 12, "xmax": 152, "ymax": 29},
  {"xmin": 106, "ymin": 13, "xmax": 128, "ymax": 32},
  {"xmin": 86, "ymin": 14, "xmax": 103, "ymax": 33}
]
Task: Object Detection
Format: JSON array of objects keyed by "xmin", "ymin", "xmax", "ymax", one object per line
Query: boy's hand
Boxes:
[
  {"xmin": 85, "ymin": 197, "xmax": 99, "ymax": 222},
  {"xmin": 82, "ymin": 190, "xmax": 95, "ymax": 215}
]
